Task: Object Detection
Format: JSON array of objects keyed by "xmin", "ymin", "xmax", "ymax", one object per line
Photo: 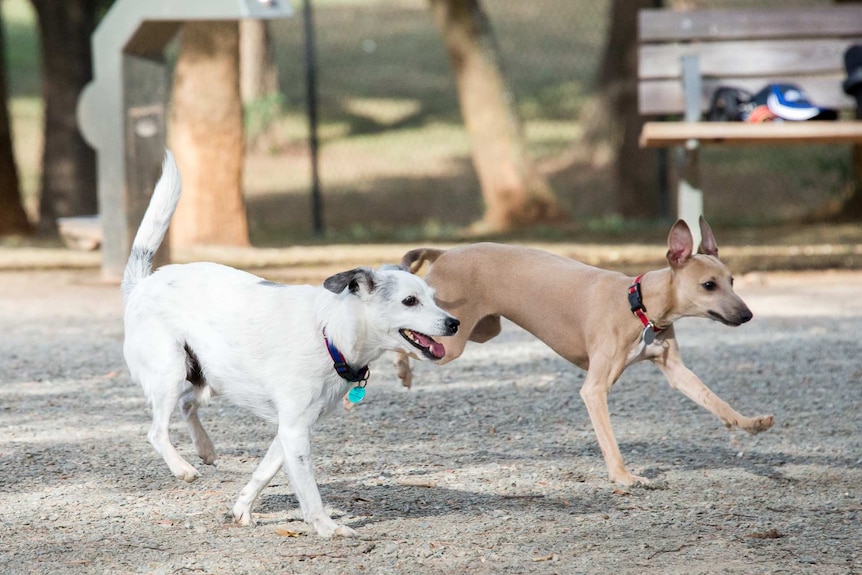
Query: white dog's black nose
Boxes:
[{"xmin": 445, "ymin": 317, "xmax": 460, "ymax": 335}]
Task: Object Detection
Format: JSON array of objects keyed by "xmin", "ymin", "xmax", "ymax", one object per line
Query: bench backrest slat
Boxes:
[
  {"xmin": 641, "ymin": 39, "xmax": 862, "ymax": 80},
  {"xmin": 638, "ymin": 6, "xmax": 862, "ymax": 116},
  {"xmin": 640, "ymin": 6, "xmax": 862, "ymax": 42}
]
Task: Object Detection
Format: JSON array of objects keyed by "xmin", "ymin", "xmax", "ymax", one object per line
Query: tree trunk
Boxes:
[
  {"xmin": 30, "ymin": 0, "xmax": 98, "ymax": 236},
  {"xmin": 239, "ymin": 20, "xmax": 278, "ymax": 103},
  {"xmin": 429, "ymin": 0, "xmax": 564, "ymax": 231},
  {"xmin": 584, "ymin": 0, "xmax": 660, "ymax": 219},
  {"xmin": 239, "ymin": 19, "xmax": 280, "ymax": 152},
  {"xmin": 0, "ymin": 4, "xmax": 31, "ymax": 236},
  {"xmin": 169, "ymin": 21, "xmax": 249, "ymax": 248}
]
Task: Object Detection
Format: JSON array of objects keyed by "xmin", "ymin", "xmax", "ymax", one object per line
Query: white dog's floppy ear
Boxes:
[{"xmin": 324, "ymin": 267, "xmax": 377, "ymax": 294}]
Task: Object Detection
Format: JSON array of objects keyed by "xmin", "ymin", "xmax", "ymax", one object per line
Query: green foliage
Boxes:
[
  {"xmin": 244, "ymin": 92, "xmax": 286, "ymax": 141},
  {"xmin": 1, "ymin": 0, "xmax": 39, "ymax": 97}
]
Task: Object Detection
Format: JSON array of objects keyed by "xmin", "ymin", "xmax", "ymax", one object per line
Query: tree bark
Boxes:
[
  {"xmin": 429, "ymin": 0, "xmax": 564, "ymax": 231},
  {"xmin": 169, "ymin": 21, "xmax": 249, "ymax": 248},
  {"xmin": 0, "ymin": 5, "xmax": 31, "ymax": 236},
  {"xmin": 30, "ymin": 0, "xmax": 98, "ymax": 236},
  {"xmin": 584, "ymin": 0, "xmax": 660, "ymax": 219},
  {"xmin": 239, "ymin": 19, "xmax": 280, "ymax": 152},
  {"xmin": 239, "ymin": 20, "xmax": 278, "ymax": 103}
]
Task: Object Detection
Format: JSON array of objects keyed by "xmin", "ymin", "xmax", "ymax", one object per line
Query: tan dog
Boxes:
[{"xmin": 397, "ymin": 217, "xmax": 774, "ymax": 486}]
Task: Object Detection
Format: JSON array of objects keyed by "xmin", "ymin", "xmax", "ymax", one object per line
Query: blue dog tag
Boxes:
[{"xmin": 348, "ymin": 386, "xmax": 366, "ymax": 404}]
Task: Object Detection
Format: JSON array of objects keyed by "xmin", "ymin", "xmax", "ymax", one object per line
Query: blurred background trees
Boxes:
[
  {"xmin": 0, "ymin": 2, "xmax": 29, "ymax": 236},
  {"xmin": 0, "ymin": 0, "xmax": 857, "ymax": 244},
  {"xmin": 29, "ymin": 0, "xmax": 103, "ymax": 236},
  {"xmin": 429, "ymin": 0, "xmax": 564, "ymax": 231},
  {"xmin": 584, "ymin": 0, "xmax": 661, "ymax": 220}
]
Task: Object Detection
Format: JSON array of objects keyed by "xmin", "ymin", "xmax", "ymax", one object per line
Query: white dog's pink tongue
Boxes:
[
  {"xmin": 412, "ymin": 331, "xmax": 445, "ymax": 359},
  {"xmin": 429, "ymin": 340, "xmax": 445, "ymax": 359}
]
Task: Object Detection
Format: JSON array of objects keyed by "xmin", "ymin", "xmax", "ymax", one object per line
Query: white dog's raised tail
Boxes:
[{"xmin": 121, "ymin": 151, "xmax": 182, "ymax": 303}]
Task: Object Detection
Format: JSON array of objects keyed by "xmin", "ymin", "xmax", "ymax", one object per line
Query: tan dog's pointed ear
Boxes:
[
  {"xmin": 666, "ymin": 219, "xmax": 694, "ymax": 268},
  {"xmin": 697, "ymin": 215, "xmax": 719, "ymax": 257}
]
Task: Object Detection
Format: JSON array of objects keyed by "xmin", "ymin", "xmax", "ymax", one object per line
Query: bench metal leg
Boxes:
[
  {"xmin": 679, "ymin": 54, "xmax": 703, "ymax": 244},
  {"xmin": 677, "ymin": 143, "xmax": 703, "ymax": 246}
]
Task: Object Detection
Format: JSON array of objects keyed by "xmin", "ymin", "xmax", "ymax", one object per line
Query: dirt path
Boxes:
[{"xmin": 1, "ymin": 268, "xmax": 860, "ymax": 574}]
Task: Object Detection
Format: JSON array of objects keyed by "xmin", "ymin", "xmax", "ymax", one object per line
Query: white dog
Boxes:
[{"xmin": 122, "ymin": 152, "xmax": 460, "ymax": 538}]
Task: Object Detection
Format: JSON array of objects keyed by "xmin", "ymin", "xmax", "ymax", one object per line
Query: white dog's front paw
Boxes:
[
  {"xmin": 310, "ymin": 515, "xmax": 357, "ymax": 538},
  {"xmin": 232, "ymin": 503, "xmax": 254, "ymax": 526},
  {"xmin": 333, "ymin": 524, "xmax": 358, "ymax": 538},
  {"xmin": 170, "ymin": 462, "xmax": 201, "ymax": 483}
]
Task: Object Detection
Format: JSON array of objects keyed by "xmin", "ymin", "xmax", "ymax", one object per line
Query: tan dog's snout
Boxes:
[
  {"xmin": 726, "ymin": 305, "xmax": 753, "ymax": 326},
  {"xmin": 707, "ymin": 299, "xmax": 752, "ymax": 326}
]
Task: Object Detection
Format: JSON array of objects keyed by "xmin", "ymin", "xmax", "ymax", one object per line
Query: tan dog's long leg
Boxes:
[
  {"xmin": 579, "ymin": 361, "xmax": 647, "ymax": 486},
  {"xmin": 653, "ymin": 342, "xmax": 774, "ymax": 434},
  {"xmin": 394, "ymin": 351, "xmax": 413, "ymax": 388}
]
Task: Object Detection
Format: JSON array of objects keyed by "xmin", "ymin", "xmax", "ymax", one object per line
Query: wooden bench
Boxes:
[{"xmin": 637, "ymin": 5, "xmax": 862, "ymax": 229}]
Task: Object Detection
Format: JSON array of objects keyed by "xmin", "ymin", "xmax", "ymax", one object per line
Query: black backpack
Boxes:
[{"xmin": 706, "ymin": 87, "xmax": 753, "ymax": 122}]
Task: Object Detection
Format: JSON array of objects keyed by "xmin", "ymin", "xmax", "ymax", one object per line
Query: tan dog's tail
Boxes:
[{"xmin": 400, "ymin": 248, "xmax": 445, "ymax": 274}]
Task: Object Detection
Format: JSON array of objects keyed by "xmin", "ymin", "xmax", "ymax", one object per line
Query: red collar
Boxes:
[{"xmin": 627, "ymin": 274, "xmax": 663, "ymax": 333}]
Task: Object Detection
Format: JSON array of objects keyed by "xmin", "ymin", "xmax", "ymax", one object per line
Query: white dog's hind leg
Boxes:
[
  {"xmin": 279, "ymin": 426, "xmax": 357, "ymax": 538},
  {"xmin": 232, "ymin": 438, "xmax": 284, "ymax": 526},
  {"xmin": 145, "ymin": 376, "xmax": 201, "ymax": 483},
  {"xmin": 179, "ymin": 389, "xmax": 216, "ymax": 465}
]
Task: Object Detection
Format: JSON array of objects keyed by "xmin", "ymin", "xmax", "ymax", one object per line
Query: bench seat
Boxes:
[{"xmin": 640, "ymin": 120, "xmax": 862, "ymax": 148}]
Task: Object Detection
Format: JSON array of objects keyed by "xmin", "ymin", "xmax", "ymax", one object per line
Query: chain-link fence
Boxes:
[{"xmin": 244, "ymin": 0, "xmax": 853, "ymax": 243}]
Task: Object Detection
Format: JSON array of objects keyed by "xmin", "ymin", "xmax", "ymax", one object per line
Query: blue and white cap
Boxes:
[{"xmin": 752, "ymin": 84, "xmax": 836, "ymax": 121}]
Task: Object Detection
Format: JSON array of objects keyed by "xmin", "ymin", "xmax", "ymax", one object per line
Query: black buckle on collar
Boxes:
[
  {"xmin": 324, "ymin": 328, "xmax": 371, "ymax": 384},
  {"xmin": 628, "ymin": 282, "xmax": 645, "ymax": 313},
  {"xmin": 332, "ymin": 362, "xmax": 369, "ymax": 384}
]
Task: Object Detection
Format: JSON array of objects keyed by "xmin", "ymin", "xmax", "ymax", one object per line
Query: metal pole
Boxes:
[{"xmin": 302, "ymin": 0, "xmax": 323, "ymax": 236}]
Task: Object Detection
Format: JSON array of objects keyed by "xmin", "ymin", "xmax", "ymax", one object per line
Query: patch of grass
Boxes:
[
  {"xmin": 244, "ymin": 92, "xmax": 286, "ymax": 145},
  {"xmin": 700, "ymin": 145, "xmax": 849, "ymax": 224},
  {"xmin": 2, "ymin": 0, "xmax": 40, "ymax": 97}
]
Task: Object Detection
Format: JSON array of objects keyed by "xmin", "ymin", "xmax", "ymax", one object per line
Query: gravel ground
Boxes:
[{"xmin": 1, "ymin": 267, "xmax": 860, "ymax": 575}]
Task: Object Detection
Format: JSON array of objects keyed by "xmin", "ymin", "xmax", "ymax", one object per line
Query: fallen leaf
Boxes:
[
  {"xmin": 275, "ymin": 528, "xmax": 303, "ymax": 537},
  {"xmin": 747, "ymin": 528, "xmax": 784, "ymax": 539},
  {"xmin": 396, "ymin": 477, "xmax": 437, "ymax": 488},
  {"xmin": 532, "ymin": 554, "xmax": 554, "ymax": 562}
]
